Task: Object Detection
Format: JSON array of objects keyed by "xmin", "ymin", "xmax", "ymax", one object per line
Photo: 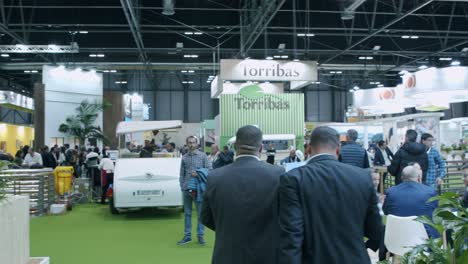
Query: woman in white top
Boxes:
[{"xmin": 99, "ymin": 155, "xmax": 115, "ymax": 204}]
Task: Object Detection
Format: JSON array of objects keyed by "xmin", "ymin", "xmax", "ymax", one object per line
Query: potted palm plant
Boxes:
[
  {"xmin": 58, "ymin": 100, "xmax": 110, "ymax": 146},
  {"xmin": 401, "ymin": 192, "xmax": 468, "ymax": 264}
]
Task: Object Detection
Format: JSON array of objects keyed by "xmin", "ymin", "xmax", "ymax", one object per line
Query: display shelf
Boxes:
[
  {"xmin": 384, "ymin": 160, "xmax": 467, "ymax": 194},
  {"xmin": 0, "ymin": 169, "xmax": 55, "ymax": 216}
]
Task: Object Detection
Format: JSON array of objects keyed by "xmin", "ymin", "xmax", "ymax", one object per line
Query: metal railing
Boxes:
[
  {"xmin": 384, "ymin": 160, "xmax": 467, "ymax": 195},
  {"xmin": 0, "ymin": 169, "xmax": 55, "ymax": 216}
]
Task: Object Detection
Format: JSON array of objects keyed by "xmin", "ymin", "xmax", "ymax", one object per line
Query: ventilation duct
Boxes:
[{"xmin": 162, "ymin": 0, "xmax": 175, "ymax": 16}]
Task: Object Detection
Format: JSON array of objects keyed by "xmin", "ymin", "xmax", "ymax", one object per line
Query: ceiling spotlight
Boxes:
[
  {"xmin": 349, "ymin": 89, "xmax": 354, "ymax": 93},
  {"xmin": 181, "ymin": 70, "xmax": 187, "ymax": 73},
  {"xmin": 278, "ymin": 43, "xmax": 286, "ymax": 50},
  {"xmin": 401, "ymin": 35, "xmax": 410, "ymax": 39},
  {"xmin": 306, "ymin": 33, "xmax": 315, "ymax": 37},
  {"xmin": 121, "ymin": 81, "xmax": 127, "ymax": 84},
  {"xmin": 79, "ymin": 31, "xmax": 88, "ymax": 34},
  {"xmin": 451, "ymin": 61, "xmax": 461, "ymax": 66},
  {"xmin": 1, "ymin": 54, "xmax": 9, "ymax": 57},
  {"xmin": 336, "ymin": 71, "xmax": 342, "ymax": 74},
  {"xmin": 115, "ymin": 81, "xmax": 121, "ymax": 84},
  {"xmin": 184, "ymin": 32, "xmax": 194, "ymax": 35},
  {"xmin": 366, "ymin": 56, "xmax": 373, "ymax": 60},
  {"xmin": 358, "ymin": 56, "xmax": 366, "ymax": 60},
  {"xmin": 410, "ymin": 35, "xmax": 419, "ymax": 39},
  {"xmin": 297, "ymin": 33, "xmax": 306, "ymax": 37},
  {"xmin": 103, "ymin": 70, "xmax": 110, "ymax": 73},
  {"xmin": 462, "ymin": 47, "xmax": 468, "ymax": 53},
  {"xmin": 110, "ymin": 70, "xmax": 117, "ymax": 73},
  {"xmin": 439, "ymin": 57, "xmax": 452, "ymax": 61},
  {"xmin": 206, "ymin": 81, "xmax": 211, "ymax": 83},
  {"xmin": 208, "ymin": 75, "xmax": 215, "ymax": 78},
  {"xmin": 370, "ymin": 82, "xmax": 375, "ymax": 84},
  {"xmin": 188, "ymin": 81, "xmax": 194, "ymax": 84},
  {"xmin": 265, "ymin": 56, "xmax": 273, "ymax": 60},
  {"xmin": 89, "ymin": 54, "xmax": 97, "ymax": 57},
  {"xmin": 31, "ymin": 70, "xmax": 38, "ymax": 73},
  {"xmin": 353, "ymin": 86, "xmax": 360, "ymax": 90},
  {"xmin": 24, "ymin": 70, "xmax": 31, "ymax": 73},
  {"xmin": 97, "ymin": 54, "xmax": 105, "ymax": 57},
  {"xmin": 330, "ymin": 71, "xmax": 336, "ymax": 74},
  {"xmin": 418, "ymin": 65, "xmax": 428, "ymax": 70},
  {"xmin": 188, "ymin": 70, "xmax": 195, "ymax": 73},
  {"xmin": 194, "ymin": 32, "xmax": 203, "ymax": 35},
  {"xmin": 377, "ymin": 84, "xmax": 384, "ymax": 87},
  {"xmin": 372, "ymin": 45, "xmax": 381, "ymax": 51},
  {"xmin": 280, "ymin": 55, "xmax": 288, "ymax": 59},
  {"xmin": 398, "ymin": 70, "xmax": 409, "ymax": 75},
  {"xmin": 183, "ymin": 54, "xmax": 198, "ymax": 58},
  {"xmin": 293, "ymin": 59, "xmax": 300, "ymax": 62},
  {"xmin": 274, "ymin": 55, "xmax": 281, "ymax": 58}
]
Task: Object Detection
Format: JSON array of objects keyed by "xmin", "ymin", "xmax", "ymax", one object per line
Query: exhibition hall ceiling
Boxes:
[{"xmin": 0, "ymin": 0, "xmax": 467, "ymax": 94}]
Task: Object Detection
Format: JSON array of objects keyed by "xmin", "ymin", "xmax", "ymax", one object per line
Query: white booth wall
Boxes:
[{"xmin": 42, "ymin": 65, "xmax": 103, "ymax": 147}]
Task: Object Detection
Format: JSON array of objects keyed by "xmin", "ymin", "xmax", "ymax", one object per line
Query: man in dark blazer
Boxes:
[
  {"xmin": 278, "ymin": 126, "xmax": 382, "ymax": 264},
  {"xmin": 201, "ymin": 125, "xmax": 285, "ymax": 264},
  {"xmin": 384, "ymin": 163, "xmax": 439, "ymax": 238}
]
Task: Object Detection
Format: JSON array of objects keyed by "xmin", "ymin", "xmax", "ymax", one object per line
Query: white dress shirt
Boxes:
[
  {"xmin": 99, "ymin": 157, "xmax": 115, "ymax": 173},
  {"xmin": 23, "ymin": 152, "xmax": 43, "ymax": 166}
]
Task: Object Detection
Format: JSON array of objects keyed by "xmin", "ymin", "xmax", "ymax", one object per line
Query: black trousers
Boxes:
[{"xmin": 101, "ymin": 172, "xmax": 114, "ymax": 204}]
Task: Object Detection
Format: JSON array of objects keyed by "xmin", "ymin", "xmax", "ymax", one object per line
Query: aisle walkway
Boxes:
[
  {"xmin": 31, "ymin": 204, "xmax": 380, "ymax": 263},
  {"xmin": 31, "ymin": 205, "xmax": 214, "ymax": 264}
]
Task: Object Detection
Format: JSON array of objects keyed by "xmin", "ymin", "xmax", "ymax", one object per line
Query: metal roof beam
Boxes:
[
  {"xmin": 240, "ymin": 0, "xmax": 286, "ymax": 56},
  {"xmin": 321, "ymin": 0, "xmax": 436, "ymax": 64}
]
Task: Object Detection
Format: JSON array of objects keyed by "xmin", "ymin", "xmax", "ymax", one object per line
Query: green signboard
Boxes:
[{"xmin": 220, "ymin": 85, "xmax": 304, "ymax": 150}]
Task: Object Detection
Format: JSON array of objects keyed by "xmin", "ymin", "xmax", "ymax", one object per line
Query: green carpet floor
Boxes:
[{"xmin": 30, "ymin": 204, "xmax": 214, "ymax": 264}]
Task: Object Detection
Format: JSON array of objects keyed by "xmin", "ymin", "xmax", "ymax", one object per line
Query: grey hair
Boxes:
[
  {"xmin": 401, "ymin": 165, "xmax": 420, "ymax": 181},
  {"xmin": 347, "ymin": 129, "xmax": 358, "ymax": 142},
  {"xmin": 234, "ymin": 125, "xmax": 263, "ymax": 154}
]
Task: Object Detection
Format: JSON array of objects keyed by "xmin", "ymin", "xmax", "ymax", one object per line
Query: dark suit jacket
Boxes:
[
  {"xmin": 374, "ymin": 147, "xmax": 394, "ymax": 166},
  {"xmin": 383, "ymin": 181, "xmax": 439, "ymax": 238},
  {"xmin": 201, "ymin": 156, "xmax": 285, "ymax": 264},
  {"xmin": 279, "ymin": 154, "xmax": 382, "ymax": 264}
]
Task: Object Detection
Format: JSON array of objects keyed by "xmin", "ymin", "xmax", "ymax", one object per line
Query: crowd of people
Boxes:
[{"xmin": 176, "ymin": 125, "xmax": 467, "ymax": 263}]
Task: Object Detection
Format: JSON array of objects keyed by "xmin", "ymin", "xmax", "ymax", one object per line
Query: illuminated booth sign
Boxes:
[
  {"xmin": 220, "ymin": 59, "xmax": 318, "ymax": 81},
  {"xmin": 403, "ymin": 66, "xmax": 468, "ymax": 110},
  {"xmin": 0, "ymin": 91, "xmax": 34, "ymax": 111}
]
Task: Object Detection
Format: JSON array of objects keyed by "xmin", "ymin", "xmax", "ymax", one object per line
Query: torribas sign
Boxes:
[
  {"xmin": 235, "ymin": 85, "xmax": 290, "ymax": 110},
  {"xmin": 220, "ymin": 59, "xmax": 318, "ymax": 81}
]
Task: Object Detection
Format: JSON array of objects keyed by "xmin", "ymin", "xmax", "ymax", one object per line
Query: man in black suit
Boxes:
[
  {"xmin": 201, "ymin": 125, "xmax": 285, "ymax": 264},
  {"xmin": 278, "ymin": 126, "xmax": 382, "ymax": 264}
]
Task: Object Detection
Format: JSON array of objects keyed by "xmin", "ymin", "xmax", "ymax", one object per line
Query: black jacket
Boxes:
[
  {"xmin": 41, "ymin": 151, "xmax": 57, "ymax": 168},
  {"xmin": 374, "ymin": 147, "xmax": 394, "ymax": 166},
  {"xmin": 201, "ymin": 156, "xmax": 285, "ymax": 264},
  {"xmin": 388, "ymin": 142, "xmax": 428, "ymax": 184},
  {"xmin": 278, "ymin": 155, "xmax": 382, "ymax": 264}
]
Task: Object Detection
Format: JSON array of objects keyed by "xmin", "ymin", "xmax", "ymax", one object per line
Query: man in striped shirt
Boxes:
[{"xmin": 421, "ymin": 133, "xmax": 446, "ymax": 190}]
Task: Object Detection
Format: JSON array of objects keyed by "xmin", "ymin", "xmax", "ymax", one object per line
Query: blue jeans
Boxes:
[{"xmin": 183, "ymin": 191, "xmax": 204, "ymax": 238}]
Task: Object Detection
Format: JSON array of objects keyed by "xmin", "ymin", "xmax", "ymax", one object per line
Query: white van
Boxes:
[{"xmin": 110, "ymin": 120, "xmax": 183, "ymax": 214}]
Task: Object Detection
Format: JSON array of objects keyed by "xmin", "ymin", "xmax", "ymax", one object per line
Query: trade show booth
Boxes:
[{"xmin": 212, "ymin": 59, "xmax": 316, "ymax": 154}]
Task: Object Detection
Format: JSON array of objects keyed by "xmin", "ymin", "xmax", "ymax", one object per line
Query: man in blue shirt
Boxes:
[
  {"xmin": 383, "ymin": 163, "xmax": 439, "ymax": 238},
  {"xmin": 421, "ymin": 133, "xmax": 446, "ymax": 189},
  {"xmin": 178, "ymin": 136, "xmax": 211, "ymax": 245}
]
